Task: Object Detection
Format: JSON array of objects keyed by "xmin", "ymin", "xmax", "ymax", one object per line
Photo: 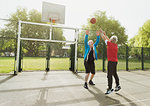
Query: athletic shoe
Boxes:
[
  {"xmin": 115, "ymin": 85, "xmax": 121, "ymax": 92},
  {"xmin": 105, "ymin": 88, "xmax": 114, "ymax": 94},
  {"xmin": 89, "ymin": 80, "xmax": 95, "ymax": 85},
  {"xmin": 84, "ymin": 82, "xmax": 88, "ymax": 89}
]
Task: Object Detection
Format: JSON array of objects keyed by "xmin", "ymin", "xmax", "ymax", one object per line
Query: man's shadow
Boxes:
[
  {"xmin": 88, "ymin": 86, "xmax": 124, "ymax": 106},
  {"xmin": 74, "ymin": 73, "xmax": 137, "ymax": 106},
  {"xmin": 116, "ymin": 93, "xmax": 137, "ymax": 106}
]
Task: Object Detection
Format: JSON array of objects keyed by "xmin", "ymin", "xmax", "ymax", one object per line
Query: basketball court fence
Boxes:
[{"xmin": 0, "ymin": 19, "xmax": 150, "ymax": 75}]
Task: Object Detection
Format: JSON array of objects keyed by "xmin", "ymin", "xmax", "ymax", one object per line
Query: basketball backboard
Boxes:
[{"xmin": 42, "ymin": 1, "xmax": 65, "ymax": 24}]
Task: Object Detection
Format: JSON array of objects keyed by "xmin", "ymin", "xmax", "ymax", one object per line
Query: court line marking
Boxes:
[
  {"xmin": 122, "ymin": 90, "xmax": 147, "ymax": 106},
  {"xmin": 108, "ymin": 98, "xmax": 150, "ymax": 106},
  {"xmin": 109, "ymin": 90, "xmax": 149, "ymax": 106}
]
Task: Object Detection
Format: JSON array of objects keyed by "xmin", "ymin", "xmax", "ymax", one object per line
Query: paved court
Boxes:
[{"xmin": 0, "ymin": 70, "xmax": 150, "ymax": 106}]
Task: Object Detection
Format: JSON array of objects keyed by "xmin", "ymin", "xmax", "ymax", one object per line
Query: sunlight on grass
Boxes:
[{"xmin": 0, "ymin": 57, "xmax": 150, "ymax": 73}]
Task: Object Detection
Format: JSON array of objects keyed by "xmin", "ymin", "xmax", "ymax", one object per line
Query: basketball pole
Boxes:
[
  {"xmin": 49, "ymin": 19, "xmax": 52, "ymax": 40},
  {"xmin": 46, "ymin": 19, "xmax": 53, "ymax": 72},
  {"xmin": 74, "ymin": 28, "xmax": 78, "ymax": 73},
  {"xmin": 16, "ymin": 20, "xmax": 21, "ymax": 75},
  {"xmin": 15, "ymin": 20, "xmax": 77, "ymax": 74}
]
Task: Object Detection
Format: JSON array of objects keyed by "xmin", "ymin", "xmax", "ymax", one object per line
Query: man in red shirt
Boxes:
[{"xmin": 100, "ymin": 29, "xmax": 121, "ymax": 94}]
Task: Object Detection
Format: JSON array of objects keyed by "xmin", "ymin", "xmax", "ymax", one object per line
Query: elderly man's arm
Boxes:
[
  {"xmin": 99, "ymin": 29, "xmax": 109, "ymax": 45},
  {"xmin": 103, "ymin": 31, "xmax": 110, "ymax": 41},
  {"xmin": 99, "ymin": 29, "xmax": 106, "ymax": 41}
]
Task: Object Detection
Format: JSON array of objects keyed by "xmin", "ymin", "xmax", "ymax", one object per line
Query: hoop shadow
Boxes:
[{"xmin": 41, "ymin": 72, "xmax": 48, "ymax": 80}]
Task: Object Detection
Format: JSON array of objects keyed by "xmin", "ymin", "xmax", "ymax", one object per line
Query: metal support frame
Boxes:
[
  {"xmin": 46, "ymin": 43, "xmax": 50, "ymax": 71},
  {"xmin": 46, "ymin": 23, "xmax": 52, "ymax": 72},
  {"xmin": 126, "ymin": 46, "xmax": 129, "ymax": 71},
  {"xmin": 16, "ymin": 21, "xmax": 21, "ymax": 75},
  {"xmin": 74, "ymin": 28, "xmax": 78, "ymax": 73},
  {"xmin": 49, "ymin": 23, "xmax": 52, "ymax": 40},
  {"xmin": 102, "ymin": 41, "xmax": 106, "ymax": 72},
  {"xmin": 16, "ymin": 20, "xmax": 78, "ymax": 75},
  {"xmin": 18, "ymin": 40, "xmax": 22, "ymax": 72},
  {"xmin": 69, "ymin": 44, "xmax": 75, "ymax": 71},
  {"xmin": 141, "ymin": 47, "xmax": 144, "ymax": 70},
  {"xmin": 20, "ymin": 38, "xmax": 76, "ymax": 43}
]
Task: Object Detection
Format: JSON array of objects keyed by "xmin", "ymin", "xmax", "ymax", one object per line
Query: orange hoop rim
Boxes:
[{"xmin": 49, "ymin": 18, "xmax": 57, "ymax": 23}]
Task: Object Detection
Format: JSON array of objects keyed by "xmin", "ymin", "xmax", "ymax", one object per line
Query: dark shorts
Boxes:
[{"xmin": 84, "ymin": 60, "xmax": 95, "ymax": 74}]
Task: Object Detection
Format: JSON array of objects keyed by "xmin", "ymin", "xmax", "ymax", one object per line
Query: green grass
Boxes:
[
  {"xmin": 0, "ymin": 57, "xmax": 150, "ymax": 73},
  {"xmin": 23, "ymin": 57, "xmax": 70, "ymax": 71},
  {"xmin": 143, "ymin": 60, "xmax": 150, "ymax": 69},
  {"xmin": 23, "ymin": 57, "xmax": 45, "ymax": 71},
  {"xmin": 77, "ymin": 58, "xmax": 142, "ymax": 71},
  {"xmin": 0, "ymin": 57, "xmax": 15, "ymax": 73}
]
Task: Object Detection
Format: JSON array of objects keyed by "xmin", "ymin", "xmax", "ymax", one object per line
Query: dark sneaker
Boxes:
[
  {"xmin": 115, "ymin": 85, "xmax": 121, "ymax": 92},
  {"xmin": 89, "ymin": 80, "xmax": 95, "ymax": 85},
  {"xmin": 84, "ymin": 83, "xmax": 88, "ymax": 89},
  {"xmin": 105, "ymin": 88, "xmax": 114, "ymax": 95}
]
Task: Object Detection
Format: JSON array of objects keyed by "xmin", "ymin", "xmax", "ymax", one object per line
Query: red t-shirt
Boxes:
[{"xmin": 106, "ymin": 41, "xmax": 118, "ymax": 62}]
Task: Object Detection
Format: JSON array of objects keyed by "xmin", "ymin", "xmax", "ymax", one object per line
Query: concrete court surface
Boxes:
[{"xmin": 0, "ymin": 70, "xmax": 150, "ymax": 106}]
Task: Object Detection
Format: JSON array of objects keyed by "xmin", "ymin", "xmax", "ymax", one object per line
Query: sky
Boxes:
[{"xmin": 0, "ymin": 0, "xmax": 150, "ymax": 40}]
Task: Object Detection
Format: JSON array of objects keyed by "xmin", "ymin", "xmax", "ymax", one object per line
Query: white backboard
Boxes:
[{"xmin": 42, "ymin": 1, "xmax": 65, "ymax": 24}]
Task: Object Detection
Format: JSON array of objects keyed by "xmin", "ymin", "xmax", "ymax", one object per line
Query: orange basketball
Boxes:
[{"xmin": 90, "ymin": 18, "xmax": 96, "ymax": 24}]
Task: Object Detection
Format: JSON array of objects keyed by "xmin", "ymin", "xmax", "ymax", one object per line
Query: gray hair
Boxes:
[
  {"xmin": 110, "ymin": 36, "xmax": 118, "ymax": 43},
  {"xmin": 88, "ymin": 40, "xmax": 93, "ymax": 45}
]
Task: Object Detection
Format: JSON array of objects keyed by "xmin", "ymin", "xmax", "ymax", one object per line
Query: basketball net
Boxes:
[
  {"xmin": 49, "ymin": 17, "xmax": 59, "ymax": 24},
  {"xmin": 49, "ymin": 18, "xmax": 55, "ymax": 23}
]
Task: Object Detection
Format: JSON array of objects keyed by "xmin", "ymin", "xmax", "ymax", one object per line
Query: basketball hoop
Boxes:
[
  {"xmin": 52, "ymin": 19, "xmax": 56, "ymax": 23},
  {"xmin": 42, "ymin": 2, "xmax": 65, "ymax": 24},
  {"xmin": 49, "ymin": 18, "xmax": 56, "ymax": 23}
]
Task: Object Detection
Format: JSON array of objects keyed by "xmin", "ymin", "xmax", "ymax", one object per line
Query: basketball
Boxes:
[{"xmin": 90, "ymin": 18, "xmax": 96, "ymax": 24}]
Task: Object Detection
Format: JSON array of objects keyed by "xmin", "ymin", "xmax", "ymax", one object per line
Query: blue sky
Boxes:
[{"xmin": 0, "ymin": 0, "xmax": 150, "ymax": 40}]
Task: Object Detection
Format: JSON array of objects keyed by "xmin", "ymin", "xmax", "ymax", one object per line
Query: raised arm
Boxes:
[
  {"xmin": 94, "ymin": 31, "xmax": 100, "ymax": 46},
  {"xmin": 103, "ymin": 31, "xmax": 110, "ymax": 41},
  {"xmin": 99, "ymin": 29, "xmax": 109, "ymax": 41},
  {"xmin": 84, "ymin": 30, "xmax": 89, "ymax": 50},
  {"xmin": 99, "ymin": 29, "xmax": 106, "ymax": 41}
]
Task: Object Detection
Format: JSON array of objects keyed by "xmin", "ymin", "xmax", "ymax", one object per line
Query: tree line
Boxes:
[{"xmin": 0, "ymin": 8, "xmax": 149, "ymax": 58}]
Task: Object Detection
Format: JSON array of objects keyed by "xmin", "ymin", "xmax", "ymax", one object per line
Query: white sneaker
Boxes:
[
  {"xmin": 115, "ymin": 85, "xmax": 121, "ymax": 92},
  {"xmin": 105, "ymin": 88, "xmax": 114, "ymax": 94}
]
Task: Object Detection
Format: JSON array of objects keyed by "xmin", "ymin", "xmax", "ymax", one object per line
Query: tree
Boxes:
[
  {"xmin": 0, "ymin": 24, "xmax": 17, "ymax": 56},
  {"xmin": 128, "ymin": 20, "xmax": 150, "ymax": 57},
  {"xmin": 129, "ymin": 20, "xmax": 150, "ymax": 47},
  {"xmin": 79, "ymin": 11, "xmax": 128, "ymax": 58},
  {"xmin": 0, "ymin": 8, "xmax": 66, "ymax": 56}
]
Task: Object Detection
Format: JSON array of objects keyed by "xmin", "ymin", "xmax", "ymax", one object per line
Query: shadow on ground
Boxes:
[{"xmin": 0, "ymin": 74, "xmax": 15, "ymax": 84}]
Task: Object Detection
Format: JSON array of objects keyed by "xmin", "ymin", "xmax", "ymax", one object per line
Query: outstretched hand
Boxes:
[
  {"xmin": 102, "ymin": 31, "xmax": 110, "ymax": 41},
  {"xmin": 103, "ymin": 31, "xmax": 106, "ymax": 35},
  {"xmin": 96, "ymin": 31, "xmax": 100, "ymax": 36},
  {"xmin": 100, "ymin": 28, "xmax": 103, "ymax": 34},
  {"xmin": 99, "ymin": 28, "xmax": 103, "ymax": 36},
  {"xmin": 86, "ymin": 30, "xmax": 89, "ymax": 35},
  {"xmin": 99, "ymin": 28, "xmax": 107, "ymax": 41}
]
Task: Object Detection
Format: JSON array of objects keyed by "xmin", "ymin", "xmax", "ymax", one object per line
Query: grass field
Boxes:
[{"xmin": 0, "ymin": 57, "xmax": 150, "ymax": 73}]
